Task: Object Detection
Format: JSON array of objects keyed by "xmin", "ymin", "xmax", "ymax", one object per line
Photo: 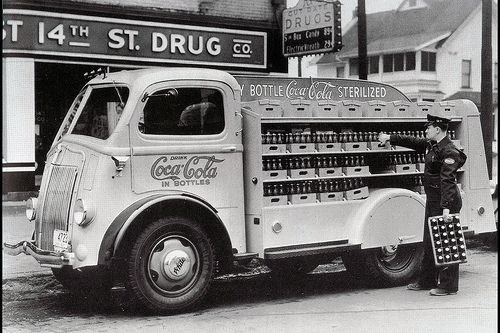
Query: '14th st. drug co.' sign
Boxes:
[{"xmin": 3, "ymin": 9, "xmax": 267, "ymax": 69}]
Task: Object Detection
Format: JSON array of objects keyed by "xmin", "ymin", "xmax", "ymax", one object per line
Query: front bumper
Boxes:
[{"xmin": 3, "ymin": 241, "xmax": 74, "ymax": 268}]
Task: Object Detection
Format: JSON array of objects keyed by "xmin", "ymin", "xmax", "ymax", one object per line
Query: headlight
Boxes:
[
  {"xmin": 73, "ymin": 199, "xmax": 94, "ymax": 226},
  {"xmin": 25, "ymin": 197, "xmax": 38, "ymax": 221}
]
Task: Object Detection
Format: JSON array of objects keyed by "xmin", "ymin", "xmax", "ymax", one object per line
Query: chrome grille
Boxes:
[{"xmin": 36, "ymin": 165, "xmax": 78, "ymax": 251}]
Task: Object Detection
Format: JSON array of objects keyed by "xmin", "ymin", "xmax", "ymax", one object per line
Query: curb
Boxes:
[
  {"xmin": 2, "ymin": 201, "xmax": 26, "ymax": 207},
  {"xmin": 2, "ymin": 271, "xmax": 53, "ymax": 282}
]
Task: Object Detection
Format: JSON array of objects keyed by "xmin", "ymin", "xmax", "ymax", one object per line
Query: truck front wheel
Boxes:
[
  {"xmin": 342, "ymin": 244, "xmax": 423, "ymax": 286},
  {"xmin": 127, "ymin": 217, "xmax": 214, "ymax": 314}
]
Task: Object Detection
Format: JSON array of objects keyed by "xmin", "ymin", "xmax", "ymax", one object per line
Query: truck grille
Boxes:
[{"xmin": 35, "ymin": 165, "xmax": 78, "ymax": 251}]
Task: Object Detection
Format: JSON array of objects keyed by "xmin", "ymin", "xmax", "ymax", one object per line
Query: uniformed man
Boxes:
[{"xmin": 378, "ymin": 114, "xmax": 467, "ymax": 296}]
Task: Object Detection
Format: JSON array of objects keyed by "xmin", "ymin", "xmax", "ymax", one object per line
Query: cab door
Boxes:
[{"xmin": 129, "ymin": 80, "xmax": 246, "ymax": 251}]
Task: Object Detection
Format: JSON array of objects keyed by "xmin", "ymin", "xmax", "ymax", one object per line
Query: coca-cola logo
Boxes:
[{"xmin": 151, "ymin": 155, "xmax": 224, "ymax": 181}]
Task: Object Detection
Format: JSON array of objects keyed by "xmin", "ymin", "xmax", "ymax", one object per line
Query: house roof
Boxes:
[
  {"xmin": 315, "ymin": 0, "xmax": 481, "ymax": 64},
  {"xmin": 444, "ymin": 91, "xmax": 498, "ymax": 106}
]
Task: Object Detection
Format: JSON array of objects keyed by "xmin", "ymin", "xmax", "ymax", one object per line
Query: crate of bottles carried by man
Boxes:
[{"xmin": 428, "ymin": 214, "xmax": 467, "ymax": 266}]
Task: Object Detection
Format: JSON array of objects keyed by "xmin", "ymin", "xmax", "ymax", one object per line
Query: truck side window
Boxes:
[{"xmin": 142, "ymin": 88, "xmax": 224, "ymax": 135}]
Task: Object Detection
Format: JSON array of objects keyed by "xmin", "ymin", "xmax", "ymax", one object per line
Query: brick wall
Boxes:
[{"xmin": 70, "ymin": 0, "xmax": 284, "ymax": 22}]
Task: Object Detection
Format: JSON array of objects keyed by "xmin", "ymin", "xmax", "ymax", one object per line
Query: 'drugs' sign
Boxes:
[{"xmin": 283, "ymin": 0, "xmax": 342, "ymax": 57}]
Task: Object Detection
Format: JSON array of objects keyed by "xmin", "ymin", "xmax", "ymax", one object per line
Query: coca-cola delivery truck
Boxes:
[{"xmin": 4, "ymin": 68, "xmax": 495, "ymax": 313}]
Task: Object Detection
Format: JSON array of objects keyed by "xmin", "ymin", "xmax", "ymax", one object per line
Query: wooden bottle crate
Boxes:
[
  {"xmin": 263, "ymin": 195, "xmax": 288, "ymax": 206},
  {"xmin": 318, "ymin": 192, "xmax": 344, "ymax": 202},
  {"xmin": 317, "ymin": 142, "xmax": 342, "ymax": 152},
  {"xmin": 394, "ymin": 164, "xmax": 417, "ymax": 173},
  {"xmin": 262, "ymin": 144, "xmax": 286, "ymax": 154},
  {"xmin": 288, "ymin": 193, "xmax": 317, "ymax": 204},
  {"xmin": 317, "ymin": 167, "xmax": 343, "ymax": 177},
  {"xmin": 345, "ymin": 186, "xmax": 369, "ymax": 200},
  {"xmin": 288, "ymin": 168, "xmax": 316, "ymax": 179},
  {"xmin": 263, "ymin": 170, "xmax": 288, "ymax": 181},
  {"xmin": 283, "ymin": 99, "xmax": 313, "ymax": 117},
  {"xmin": 287, "ymin": 143, "xmax": 316, "ymax": 153},
  {"xmin": 343, "ymin": 142, "xmax": 368, "ymax": 151},
  {"xmin": 339, "ymin": 101, "xmax": 362, "ymax": 117},
  {"xmin": 313, "ymin": 100, "xmax": 339, "ymax": 117},
  {"xmin": 368, "ymin": 141, "xmax": 390, "ymax": 150},
  {"xmin": 342, "ymin": 166, "xmax": 370, "ymax": 176}
]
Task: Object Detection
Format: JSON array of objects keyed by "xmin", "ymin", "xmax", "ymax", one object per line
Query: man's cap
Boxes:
[{"xmin": 425, "ymin": 114, "xmax": 451, "ymax": 128}]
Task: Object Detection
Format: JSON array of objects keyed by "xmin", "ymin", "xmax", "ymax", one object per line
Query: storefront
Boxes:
[{"xmin": 2, "ymin": 0, "xmax": 286, "ymax": 193}]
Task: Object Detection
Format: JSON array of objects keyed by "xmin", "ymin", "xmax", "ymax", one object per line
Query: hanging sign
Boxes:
[{"xmin": 283, "ymin": 0, "xmax": 342, "ymax": 57}]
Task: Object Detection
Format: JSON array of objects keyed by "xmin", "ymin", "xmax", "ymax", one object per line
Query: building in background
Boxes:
[
  {"xmin": 2, "ymin": 0, "xmax": 286, "ymax": 193},
  {"xmin": 310, "ymin": 0, "xmax": 498, "ymax": 151}
]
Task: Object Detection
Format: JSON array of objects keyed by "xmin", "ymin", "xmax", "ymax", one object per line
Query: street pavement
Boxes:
[
  {"xmin": 2, "ymin": 201, "xmax": 498, "ymax": 332},
  {"xmin": 2, "ymin": 202, "xmax": 51, "ymax": 279}
]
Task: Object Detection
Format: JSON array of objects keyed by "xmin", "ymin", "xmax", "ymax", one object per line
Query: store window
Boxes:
[
  {"xmin": 349, "ymin": 58, "xmax": 359, "ymax": 76},
  {"xmin": 141, "ymin": 87, "xmax": 224, "ymax": 136},
  {"xmin": 336, "ymin": 66, "xmax": 345, "ymax": 78},
  {"xmin": 369, "ymin": 56, "xmax": 379, "ymax": 74},
  {"xmin": 421, "ymin": 51, "xmax": 436, "ymax": 71},
  {"xmin": 461, "ymin": 60, "xmax": 471, "ymax": 88}
]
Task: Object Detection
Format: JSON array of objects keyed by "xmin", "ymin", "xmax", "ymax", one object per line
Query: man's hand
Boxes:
[
  {"xmin": 378, "ymin": 132, "xmax": 391, "ymax": 144},
  {"xmin": 443, "ymin": 208, "xmax": 452, "ymax": 221}
]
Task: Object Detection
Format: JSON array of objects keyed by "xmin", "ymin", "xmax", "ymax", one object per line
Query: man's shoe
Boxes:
[
  {"xmin": 407, "ymin": 283, "xmax": 430, "ymax": 291},
  {"xmin": 429, "ymin": 288, "xmax": 457, "ymax": 296}
]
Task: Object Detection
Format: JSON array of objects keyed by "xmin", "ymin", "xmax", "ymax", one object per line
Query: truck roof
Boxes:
[{"xmin": 87, "ymin": 67, "xmax": 242, "ymax": 93}]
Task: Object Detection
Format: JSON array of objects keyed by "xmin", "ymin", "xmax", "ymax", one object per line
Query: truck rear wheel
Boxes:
[
  {"xmin": 342, "ymin": 244, "xmax": 423, "ymax": 286},
  {"xmin": 126, "ymin": 217, "xmax": 214, "ymax": 314}
]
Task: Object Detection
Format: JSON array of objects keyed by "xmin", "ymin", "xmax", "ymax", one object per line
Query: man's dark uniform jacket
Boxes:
[
  {"xmin": 389, "ymin": 134, "xmax": 467, "ymax": 291},
  {"xmin": 389, "ymin": 134, "xmax": 467, "ymax": 210}
]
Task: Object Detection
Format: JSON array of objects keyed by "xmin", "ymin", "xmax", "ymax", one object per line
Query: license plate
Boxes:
[{"xmin": 53, "ymin": 229, "xmax": 69, "ymax": 251}]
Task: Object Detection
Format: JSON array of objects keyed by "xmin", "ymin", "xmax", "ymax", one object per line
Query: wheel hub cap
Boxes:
[
  {"xmin": 147, "ymin": 236, "xmax": 200, "ymax": 295},
  {"xmin": 163, "ymin": 250, "xmax": 191, "ymax": 280}
]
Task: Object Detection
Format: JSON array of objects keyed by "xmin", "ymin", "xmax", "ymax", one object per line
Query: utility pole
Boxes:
[
  {"xmin": 481, "ymin": 0, "xmax": 492, "ymax": 179},
  {"xmin": 298, "ymin": 56, "xmax": 302, "ymax": 77},
  {"xmin": 357, "ymin": 0, "xmax": 368, "ymax": 80}
]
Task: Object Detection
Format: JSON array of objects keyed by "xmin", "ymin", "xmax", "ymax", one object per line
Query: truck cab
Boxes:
[{"xmin": 4, "ymin": 68, "xmax": 495, "ymax": 314}]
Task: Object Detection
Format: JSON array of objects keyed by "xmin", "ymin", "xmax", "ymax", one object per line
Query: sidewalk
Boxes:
[{"xmin": 2, "ymin": 202, "xmax": 52, "ymax": 280}]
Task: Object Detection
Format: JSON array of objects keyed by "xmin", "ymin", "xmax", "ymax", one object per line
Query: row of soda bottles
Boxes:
[
  {"xmin": 262, "ymin": 153, "xmax": 426, "ymax": 170},
  {"xmin": 436, "ymin": 251, "xmax": 467, "ymax": 263},
  {"xmin": 263, "ymin": 178, "xmax": 366, "ymax": 196},
  {"xmin": 261, "ymin": 130, "xmax": 457, "ymax": 145}
]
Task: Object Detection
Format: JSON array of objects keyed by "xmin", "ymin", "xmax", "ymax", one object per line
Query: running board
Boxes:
[
  {"xmin": 264, "ymin": 240, "xmax": 361, "ymax": 260},
  {"xmin": 233, "ymin": 252, "xmax": 259, "ymax": 262}
]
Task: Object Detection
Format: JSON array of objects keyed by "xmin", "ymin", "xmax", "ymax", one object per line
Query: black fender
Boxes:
[{"xmin": 98, "ymin": 193, "xmax": 233, "ymax": 271}]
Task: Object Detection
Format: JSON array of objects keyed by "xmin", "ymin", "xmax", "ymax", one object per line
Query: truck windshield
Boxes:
[{"xmin": 70, "ymin": 85, "xmax": 130, "ymax": 140}]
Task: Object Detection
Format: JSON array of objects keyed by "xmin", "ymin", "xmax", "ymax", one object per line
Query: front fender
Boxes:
[
  {"xmin": 97, "ymin": 193, "xmax": 225, "ymax": 266},
  {"xmin": 347, "ymin": 188, "xmax": 425, "ymax": 249}
]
